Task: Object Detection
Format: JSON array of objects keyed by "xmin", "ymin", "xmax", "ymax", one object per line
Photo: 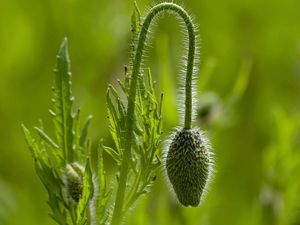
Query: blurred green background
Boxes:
[{"xmin": 1, "ymin": 0, "xmax": 300, "ymax": 224}]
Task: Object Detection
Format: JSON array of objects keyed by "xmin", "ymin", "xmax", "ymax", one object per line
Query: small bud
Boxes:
[
  {"xmin": 166, "ymin": 128, "xmax": 213, "ymax": 207},
  {"xmin": 64, "ymin": 162, "xmax": 84, "ymax": 203}
]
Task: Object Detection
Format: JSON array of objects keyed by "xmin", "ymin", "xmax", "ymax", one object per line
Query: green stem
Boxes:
[{"xmin": 111, "ymin": 3, "xmax": 196, "ymax": 225}]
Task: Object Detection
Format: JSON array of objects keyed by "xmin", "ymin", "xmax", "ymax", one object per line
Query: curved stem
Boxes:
[{"xmin": 111, "ymin": 3, "xmax": 196, "ymax": 225}]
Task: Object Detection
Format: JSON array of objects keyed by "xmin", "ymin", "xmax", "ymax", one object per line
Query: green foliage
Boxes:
[
  {"xmin": 106, "ymin": 67, "xmax": 163, "ymax": 210},
  {"xmin": 8, "ymin": 0, "xmax": 299, "ymax": 224},
  {"xmin": 22, "ymin": 2, "xmax": 164, "ymax": 225},
  {"xmin": 51, "ymin": 39, "xmax": 75, "ymax": 163},
  {"xmin": 91, "ymin": 141, "xmax": 111, "ymax": 225},
  {"xmin": 260, "ymin": 108, "xmax": 300, "ymax": 225},
  {"xmin": 21, "ymin": 39, "xmax": 107, "ymax": 225},
  {"xmin": 196, "ymin": 58, "xmax": 252, "ymax": 129}
]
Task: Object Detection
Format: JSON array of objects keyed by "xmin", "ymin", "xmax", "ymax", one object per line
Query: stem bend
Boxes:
[
  {"xmin": 130, "ymin": 2, "xmax": 196, "ymax": 130},
  {"xmin": 111, "ymin": 3, "xmax": 197, "ymax": 224}
]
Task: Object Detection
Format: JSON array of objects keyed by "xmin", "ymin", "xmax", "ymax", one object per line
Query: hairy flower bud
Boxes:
[
  {"xmin": 64, "ymin": 162, "xmax": 84, "ymax": 203},
  {"xmin": 166, "ymin": 128, "xmax": 213, "ymax": 207}
]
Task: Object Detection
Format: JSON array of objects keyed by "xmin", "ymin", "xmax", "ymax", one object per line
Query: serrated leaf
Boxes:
[
  {"xmin": 21, "ymin": 124, "xmax": 38, "ymax": 158},
  {"xmin": 34, "ymin": 127, "xmax": 59, "ymax": 149},
  {"xmin": 48, "ymin": 193, "xmax": 68, "ymax": 225},
  {"xmin": 34, "ymin": 126, "xmax": 64, "ymax": 168},
  {"xmin": 109, "ymin": 85, "xmax": 126, "ymax": 126},
  {"xmin": 103, "ymin": 146, "xmax": 121, "ymax": 164},
  {"xmin": 73, "ymin": 109, "xmax": 82, "ymax": 161},
  {"xmin": 35, "ymin": 158, "xmax": 61, "ymax": 194},
  {"xmin": 96, "ymin": 141, "xmax": 106, "ymax": 197},
  {"xmin": 22, "ymin": 130, "xmax": 60, "ymax": 193},
  {"xmin": 146, "ymin": 68, "xmax": 154, "ymax": 94},
  {"xmin": 131, "ymin": 1, "xmax": 141, "ymax": 36},
  {"xmin": 52, "ymin": 37, "xmax": 75, "ymax": 163},
  {"xmin": 106, "ymin": 88, "xmax": 122, "ymax": 150},
  {"xmin": 76, "ymin": 161, "xmax": 93, "ymax": 225},
  {"xmin": 79, "ymin": 115, "xmax": 93, "ymax": 149},
  {"xmin": 94, "ymin": 141, "xmax": 111, "ymax": 225},
  {"xmin": 49, "ymin": 213, "xmax": 67, "ymax": 225}
]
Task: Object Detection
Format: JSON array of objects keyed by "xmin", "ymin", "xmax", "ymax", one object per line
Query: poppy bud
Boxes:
[
  {"xmin": 166, "ymin": 128, "xmax": 213, "ymax": 206},
  {"xmin": 65, "ymin": 162, "xmax": 84, "ymax": 203}
]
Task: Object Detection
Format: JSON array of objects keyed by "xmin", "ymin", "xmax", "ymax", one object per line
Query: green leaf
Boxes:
[
  {"xmin": 103, "ymin": 146, "xmax": 121, "ymax": 164},
  {"xmin": 76, "ymin": 161, "xmax": 93, "ymax": 225},
  {"xmin": 79, "ymin": 115, "xmax": 93, "ymax": 149},
  {"xmin": 22, "ymin": 124, "xmax": 67, "ymax": 224},
  {"xmin": 21, "ymin": 124, "xmax": 38, "ymax": 158},
  {"xmin": 230, "ymin": 58, "xmax": 251, "ymax": 101},
  {"xmin": 73, "ymin": 109, "xmax": 82, "ymax": 161},
  {"xmin": 34, "ymin": 127, "xmax": 59, "ymax": 149},
  {"xmin": 131, "ymin": 1, "xmax": 141, "ymax": 35},
  {"xmin": 52, "ymin": 37, "xmax": 75, "ymax": 162},
  {"xmin": 94, "ymin": 141, "xmax": 111, "ymax": 225},
  {"xmin": 97, "ymin": 141, "xmax": 106, "ymax": 197},
  {"xmin": 106, "ymin": 88, "xmax": 122, "ymax": 151},
  {"xmin": 22, "ymin": 38, "xmax": 99, "ymax": 225}
]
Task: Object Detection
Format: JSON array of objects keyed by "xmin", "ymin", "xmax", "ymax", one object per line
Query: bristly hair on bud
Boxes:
[
  {"xmin": 64, "ymin": 162, "xmax": 84, "ymax": 204},
  {"xmin": 166, "ymin": 128, "xmax": 213, "ymax": 206},
  {"xmin": 155, "ymin": 3, "xmax": 214, "ymax": 207}
]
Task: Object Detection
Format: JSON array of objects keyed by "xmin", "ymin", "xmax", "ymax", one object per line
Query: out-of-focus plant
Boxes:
[
  {"xmin": 196, "ymin": 58, "xmax": 252, "ymax": 129},
  {"xmin": 260, "ymin": 107, "xmax": 300, "ymax": 225},
  {"xmin": 0, "ymin": 180, "xmax": 15, "ymax": 225}
]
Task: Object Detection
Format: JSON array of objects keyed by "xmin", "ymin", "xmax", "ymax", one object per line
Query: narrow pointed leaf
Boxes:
[
  {"xmin": 76, "ymin": 161, "xmax": 93, "ymax": 225},
  {"xmin": 131, "ymin": 1, "xmax": 141, "ymax": 35},
  {"xmin": 103, "ymin": 146, "xmax": 121, "ymax": 164},
  {"xmin": 52, "ymin": 38, "xmax": 74, "ymax": 162},
  {"xmin": 21, "ymin": 124, "xmax": 38, "ymax": 158},
  {"xmin": 34, "ymin": 127, "xmax": 59, "ymax": 149},
  {"xmin": 79, "ymin": 115, "xmax": 93, "ymax": 148}
]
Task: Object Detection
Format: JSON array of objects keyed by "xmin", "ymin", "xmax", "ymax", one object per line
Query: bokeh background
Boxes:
[{"xmin": 1, "ymin": 0, "xmax": 300, "ymax": 224}]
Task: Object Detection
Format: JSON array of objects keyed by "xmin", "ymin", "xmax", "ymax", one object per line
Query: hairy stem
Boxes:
[{"xmin": 111, "ymin": 3, "xmax": 196, "ymax": 224}]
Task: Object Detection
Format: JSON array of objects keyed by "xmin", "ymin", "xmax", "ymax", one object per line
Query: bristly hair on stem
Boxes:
[
  {"xmin": 110, "ymin": 2, "xmax": 200, "ymax": 224},
  {"xmin": 22, "ymin": 2, "xmax": 206, "ymax": 225}
]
